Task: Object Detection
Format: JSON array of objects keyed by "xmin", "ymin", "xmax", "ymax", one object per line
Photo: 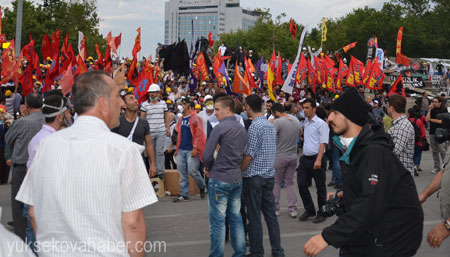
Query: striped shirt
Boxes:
[
  {"xmin": 16, "ymin": 116, "xmax": 157, "ymax": 257},
  {"xmin": 140, "ymin": 100, "xmax": 168, "ymax": 134}
]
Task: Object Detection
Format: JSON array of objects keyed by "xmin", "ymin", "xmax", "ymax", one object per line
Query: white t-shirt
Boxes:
[
  {"xmin": 198, "ymin": 109, "xmax": 215, "ymax": 136},
  {"xmin": 218, "ymin": 46, "xmax": 227, "ymax": 56},
  {"xmin": 141, "ymin": 100, "xmax": 168, "ymax": 134},
  {"xmin": 16, "ymin": 116, "xmax": 157, "ymax": 257}
]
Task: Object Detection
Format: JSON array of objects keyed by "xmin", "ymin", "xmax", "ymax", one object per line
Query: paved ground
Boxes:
[{"xmin": 1, "ymin": 149, "xmax": 449, "ymax": 256}]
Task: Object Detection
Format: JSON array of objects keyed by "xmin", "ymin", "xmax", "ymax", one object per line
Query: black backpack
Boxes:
[{"xmin": 409, "ymin": 118, "xmax": 421, "ymax": 143}]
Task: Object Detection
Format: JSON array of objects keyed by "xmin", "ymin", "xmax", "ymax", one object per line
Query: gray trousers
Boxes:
[
  {"xmin": 430, "ymin": 135, "xmax": 448, "ymax": 169},
  {"xmin": 151, "ymin": 131, "xmax": 166, "ymax": 175},
  {"xmin": 11, "ymin": 164, "xmax": 27, "ymax": 240}
]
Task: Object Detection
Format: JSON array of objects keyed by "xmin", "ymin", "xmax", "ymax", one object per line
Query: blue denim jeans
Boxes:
[
  {"xmin": 243, "ymin": 176, "xmax": 284, "ymax": 257},
  {"xmin": 413, "ymin": 144, "xmax": 422, "ymax": 166},
  {"xmin": 151, "ymin": 131, "xmax": 166, "ymax": 176},
  {"xmin": 176, "ymin": 149, "xmax": 205, "ymax": 196},
  {"xmin": 331, "ymin": 143, "xmax": 342, "ymax": 185},
  {"xmin": 208, "ymin": 179, "xmax": 246, "ymax": 257},
  {"xmin": 23, "ymin": 204, "xmax": 36, "ymax": 252}
]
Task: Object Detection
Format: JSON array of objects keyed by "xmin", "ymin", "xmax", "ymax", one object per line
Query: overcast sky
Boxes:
[{"xmin": 0, "ymin": 0, "xmax": 387, "ymax": 58}]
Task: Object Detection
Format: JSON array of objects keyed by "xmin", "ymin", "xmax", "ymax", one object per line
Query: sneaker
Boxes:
[
  {"xmin": 299, "ymin": 211, "xmax": 316, "ymax": 221},
  {"xmin": 414, "ymin": 167, "xmax": 419, "ymax": 177},
  {"xmin": 200, "ymin": 188, "xmax": 206, "ymax": 199},
  {"xmin": 289, "ymin": 211, "xmax": 298, "ymax": 218},
  {"xmin": 327, "ymin": 181, "xmax": 336, "ymax": 187},
  {"xmin": 417, "ymin": 167, "xmax": 423, "ymax": 172},
  {"xmin": 158, "ymin": 174, "xmax": 165, "ymax": 180},
  {"xmin": 275, "ymin": 211, "xmax": 280, "ymax": 216},
  {"xmin": 172, "ymin": 195, "xmax": 189, "ymax": 203},
  {"xmin": 334, "ymin": 184, "xmax": 343, "ymax": 190},
  {"xmin": 431, "ymin": 168, "xmax": 440, "ymax": 174},
  {"xmin": 312, "ymin": 214, "xmax": 326, "ymax": 224}
]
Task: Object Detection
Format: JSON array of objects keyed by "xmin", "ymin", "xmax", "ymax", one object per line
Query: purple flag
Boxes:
[
  {"xmin": 256, "ymin": 55, "xmax": 264, "ymax": 90},
  {"xmin": 218, "ymin": 61, "xmax": 236, "ymax": 95},
  {"xmin": 189, "ymin": 68, "xmax": 198, "ymax": 95}
]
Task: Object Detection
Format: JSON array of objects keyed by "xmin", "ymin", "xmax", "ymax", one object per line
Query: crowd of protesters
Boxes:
[{"xmin": 0, "ymin": 42, "xmax": 449, "ymax": 257}]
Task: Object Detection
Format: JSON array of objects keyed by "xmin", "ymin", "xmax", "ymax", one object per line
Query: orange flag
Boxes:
[
  {"xmin": 77, "ymin": 55, "xmax": 88, "ymax": 74},
  {"xmin": 233, "ymin": 62, "xmax": 251, "ymax": 95},
  {"xmin": 60, "ymin": 63, "xmax": 74, "ymax": 95},
  {"xmin": 343, "ymin": 42, "xmax": 357, "ymax": 53},
  {"xmin": 244, "ymin": 56, "xmax": 258, "ymax": 88},
  {"xmin": 132, "ymin": 27, "xmax": 141, "ymax": 57},
  {"xmin": 195, "ymin": 52, "xmax": 209, "ymax": 81}
]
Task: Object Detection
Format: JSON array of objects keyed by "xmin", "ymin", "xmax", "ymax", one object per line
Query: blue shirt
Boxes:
[
  {"xmin": 180, "ymin": 116, "xmax": 193, "ymax": 150},
  {"xmin": 243, "ymin": 116, "xmax": 277, "ymax": 178},
  {"xmin": 303, "ymin": 115, "xmax": 329, "ymax": 156}
]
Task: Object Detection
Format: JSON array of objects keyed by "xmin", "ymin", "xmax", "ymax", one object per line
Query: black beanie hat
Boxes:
[{"xmin": 330, "ymin": 88, "xmax": 369, "ymax": 126}]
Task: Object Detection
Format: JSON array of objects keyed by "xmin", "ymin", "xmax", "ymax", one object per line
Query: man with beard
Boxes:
[
  {"xmin": 304, "ymin": 88, "xmax": 423, "ymax": 257},
  {"xmin": 426, "ymin": 96, "xmax": 448, "ymax": 174}
]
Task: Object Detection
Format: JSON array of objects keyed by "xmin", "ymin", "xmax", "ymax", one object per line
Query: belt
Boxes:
[
  {"xmin": 303, "ymin": 154, "xmax": 318, "ymax": 159},
  {"xmin": 13, "ymin": 163, "xmax": 26, "ymax": 167}
]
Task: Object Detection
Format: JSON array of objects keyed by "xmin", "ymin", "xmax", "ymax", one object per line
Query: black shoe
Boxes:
[
  {"xmin": 327, "ymin": 181, "xmax": 335, "ymax": 187},
  {"xmin": 334, "ymin": 184, "xmax": 343, "ymax": 190},
  {"xmin": 299, "ymin": 211, "xmax": 316, "ymax": 221},
  {"xmin": 200, "ymin": 188, "xmax": 206, "ymax": 199},
  {"xmin": 172, "ymin": 195, "xmax": 189, "ymax": 203},
  {"xmin": 312, "ymin": 214, "xmax": 326, "ymax": 224},
  {"xmin": 7, "ymin": 221, "xmax": 13, "ymax": 226},
  {"xmin": 158, "ymin": 174, "xmax": 165, "ymax": 180}
]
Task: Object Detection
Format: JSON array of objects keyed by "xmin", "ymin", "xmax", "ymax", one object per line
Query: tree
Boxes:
[{"xmin": 2, "ymin": 0, "xmax": 105, "ymax": 58}]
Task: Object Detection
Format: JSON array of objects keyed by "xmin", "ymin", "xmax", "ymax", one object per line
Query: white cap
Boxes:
[
  {"xmin": 148, "ymin": 84, "xmax": 160, "ymax": 92},
  {"xmin": 204, "ymin": 95, "xmax": 213, "ymax": 102},
  {"xmin": 373, "ymin": 100, "xmax": 379, "ymax": 104},
  {"xmin": 202, "ymin": 81, "xmax": 207, "ymax": 85}
]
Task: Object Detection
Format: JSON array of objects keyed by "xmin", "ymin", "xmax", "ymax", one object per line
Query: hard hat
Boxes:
[
  {"xmin": 334, "ymin": 95, "xmax": 339, "ymax": 99},
  {"xmin": 322, "ymin": 84, "xmax": 326, "ymax": 89},
  {"xmin": 127, "ymin": 87, "xmax": 133, "ymax": 93},
  {"xmin": 5, "ymin": 90, "xmax": 12, "ymax": 97},
  {"xmin": 46, "ymin": 57, "xmax": 52, "ymax": 61},
  {"xmin": 148, "ymin": 84, "xmax": 160, "ymax": 92},
  {"xmin": 204, "ymin": 95, "xmax": 213, "ymax": 102},
  {"xmin": 166, "ymin": 99, "xmax": 173, "ymax": 104},
  {"xmin": 32, "ymin": 75, "xmax": 37, "ymax": 80},
  {"xmin": 166, "ymin": 87, "xmax": 172, "ymax": 92},
  {"xmin": 35, "ymin": 81, "xmax": 42, "ymax": 85},
  {"xmin": 195, "ymin": 104, "xmax": 201, "ymax": 110},
  {"xmin": 302, "ymin": 47, "xmax": 307, "ymax": 51},
  {"xmin": 87, "ymin": 56, "xmax": 94, "ymax": 60}
]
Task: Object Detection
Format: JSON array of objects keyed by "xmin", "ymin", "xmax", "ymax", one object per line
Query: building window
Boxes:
[{"xmin": 226, "ymin": 3, "xmax": 239, "ymax": 8}]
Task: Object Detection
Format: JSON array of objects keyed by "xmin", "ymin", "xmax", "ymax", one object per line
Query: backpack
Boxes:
[{"xmin": 409, "ymin": 118, "xmax": 421, "ymax": 143}]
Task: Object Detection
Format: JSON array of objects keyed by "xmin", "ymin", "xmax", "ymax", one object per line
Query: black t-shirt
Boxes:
[
  {"xmin": 112, "ymin": 116, "xmax": 150, "ymax": 145},
  {"xmin": 429, "ymin": 107, "xmax": 448, "ymax": 135}
]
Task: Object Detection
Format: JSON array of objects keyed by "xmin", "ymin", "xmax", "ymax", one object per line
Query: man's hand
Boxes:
[
  {"xmin": 6, "ymin": 160, "xmax": 12, "ymax": 166},
  {"xmin": 166, "ymin": 130, "xmax": 171, "ymax": 137},
  {"xmin": 327, "ymin": 191, "xmax": 343, "ymax": 200},
  {"xmin": 149, "ymin": 164, "xmax": 157, "ymax": 178},
  {"xmin": 427, "ymin": 222, "xmax": 450, "ymax": 248},
  {"xmin": 191, "ymin": 148, "xmax": 198, "ymax": 158},
  {"xmin": 314, "ymin": 159, "xmax": 322, "ymax": 170},
  {"xmin": 304, "ymin": 234, "xmax": 328, "ymax": 257},
  {"xmin": 174, "ymin": 151, "xmax": 178, "ymax": 158},
  {"xmin": 418, "ymin": 193, "xmax": 427, "ymax": 204},
  {"xmin": 167, "ymin": 145, "xmax": 173, "ymax": 154},
  {"xmin": 203, "ymin": 168, "xmax": 210, "ymax": 178}
]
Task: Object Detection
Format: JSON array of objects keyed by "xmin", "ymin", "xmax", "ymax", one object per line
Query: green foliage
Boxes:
[
  {"xmin": 219, "ymin": 0, "xmax": 450, "ymax": 61},
  {"xmin": 2, "ymin": 0, "xmax": 105, "ymax": 58}
]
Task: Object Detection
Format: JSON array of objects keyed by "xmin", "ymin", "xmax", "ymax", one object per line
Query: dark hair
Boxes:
[
  {"xmin": 388, "ymin": 94, "xmax": 406, "ymax": 113},
  {"xmin": 0, "ymin": 96, "xmax": 6, "ymax": 104},
  {"xmin": 72, "ymin": 71, "xmax": 112, "ymax": 114},
  {"xmin": 213, "ymin": 92, "xmax": 227, "ymax": 102},
  {"xmin": 407, "ymin": 108, "xmax": 417, "ymax": 118},
  {"xmin": 266, "ymin": 99, "xmax": 275, "ymax": 105},
  {"xmin": 302, "ymin": 98, "xmax": 316, "ymax": 108},
  {"xmin": 216, "ymin": 96, "xmax": 236, "ymax": 113},
  {"xmin": 233, "ymin": 99, "xmax": 242, "ymax": 114},
  {"xmin": 246, "ymin": 94, "xmax": 263, "ymax": 113},
  {"xmin": 316, "ymin": 106, "xmax": 327, "ymax": 120},
  {"xmin": 122, "ymin": 92, "xmax": 134, "ymax": 103},
  {"xmin": 434, "ymin": 96, "xmax": 443, "ymax": 104},
  {"xmin": 25, "ymin": 92, "xmax": 43, "ymax": 109},
  {"xmin": 271, "ymin": 102, "xmax": 285, "ymax": 114},
  {"xmin": 283, "ymin": 103, "xmax": 291, "ymax": 112},
  {"xmin": 43, "ymin": 94, "xmax": 65, "ymax": 123}
]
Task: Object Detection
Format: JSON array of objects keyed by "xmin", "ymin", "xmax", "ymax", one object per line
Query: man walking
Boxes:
[
  {"xmin": 141, "ymin": 83, "xmax": 171, "ymax": 179},
  {"xmin": 113, "ymin": 92, "xmax": 156, "ymax": 177},
  {"xmin": 271, "ymin": 103, "xmax": 301, "ymax": 218},
  {"xmin": 173, "ymin": 99, "xmax": 207, "ymax": 202},
  {"xmin": 203, "ymin": 96, "xmax": 248, "ymax": 257},
  {"xmin": 241, "ymin": 95, "xmax": 284, "ymax": 257},
  {"xmin": 5, "ymin": 92, "xmax": 44, "ymax": 240},
  {"xmin": 427, "ymin": 96, "xmax": 448, "ymax": 174},
  {"xmin": 297, "ymin": 98, "xmax": 329, "ymax": 224},
  {"xmin": 387, "ymin": 94, "xmax": 415, "ymax": 176},
  {"xmin": 16, "ymin": 71, "xmax": 157, "ymax": 257}
]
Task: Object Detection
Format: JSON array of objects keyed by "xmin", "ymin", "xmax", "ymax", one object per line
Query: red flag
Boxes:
[
  {"xmin": 195, "ymin": 52, "xmax": 209, "ymax": 81},
  {"xmin": 343, "ymin": 42, "xmax": 357, "ymax": 53},
  {"xmin": 104, "ymin": 45, "xmax": 111, "ymax": 73},
  {"xmin": 325, "ymin": 61, "xmax": 337, "ymax": 93},
  {"xmin": 113, "ymin": 33, "xmax": 121, "ymax": 54},
  {"xmin": 67, "ymin": 43, "xmax": 77, "ymax": 66},
  {"xmin": 213, "ymin": 51, "xmax": 223, "ymax": 85},
  {"xmin": 276, "ymin": 52, "xmax": 283, "ymax": 85},
  {"xmin": 61, "ymin": 32, "xmax": 69, "ymax": 54},
  {"xmin": 21, "ymin": 40, "xmax": 35, "ymax": 64},
  {"xmin": 244, "ymin": 56, "xmax": 258, "ymax": 88},
  {"xmin": 351, "ymin": 56, "xmax": 364, "ymax": 85},
  {"xmin": 345, "ymin": 57, "xmax": 356, "ymax": 87},
  {"xmin": 127, "ymin": 57, "xmax": 137, "ymax": 81},
  {"xmin": 388, "ymin": 75, "xmax": 406, "ymax": 98},
  {"xmin": 79, "ymin": 34, "xmax": 87, "ymax": 61},
  {"xmin": 0, "ymin": 5, "xmax": 2, "ymax": 35},
  {"xmin": 336, "ymin": 59, "xmax": 348, "ymax": 91},
  {"xmin": 43, "ymin": 53, "xmax": 60, "ymax": 92},
  {"xmin": 208, "ymin": 31, "xmax": 214, "ymax": 48},
  {"xmin": 269, "ymin": 50, "xmax": 276, "ymax": 71},
  {"xmin": 313, "ymin": 56, "xmax": 325, "ymax": 85},
  {"xmin": 105, "ymin": 31, "xmax": 113, "ymax": 47},
  {"xmin": 395, "ymin": 27, "xmax": 411, "ymax": 67},
  {"xmin": 133, "ymin": 70, "xmax": 151, "ymax": 104},
  {"xmin": 362, "ymin": 60, "xmax": 373, "ymax": 86},
  {"xmin": 324, "ymin": 54, "xmax": 335, "ymax": 67},
  {"xmin": 33, "ymin": 51, "xmax": 42, "ymax": 81},
  {"xmin": 396, "ymin": 53, "xmax": 411, "ymax": 67},
  {"xmin": 295, "ymin": 53, "xmax": 307, "ymax": 85},
  {"xmin": 60, "ymin": 63, "xmax": 74, "ymax": 95},
  {"xmin": 50, "ymin": 30, "xmax": 61, "ymax": 59},
  {"xmin": 307, "ymin": 59, "xmax": 315, "ymax": 87},
  {"xmin": 288, "ymin": 18, "xmax": 298, "ymax": 39},
  {"xmin": 366, "ymin": 59, "xmax": 385, "ymax": 91},
  {"xmin": 95, "ymin": 44, "xmax": 103, "ymax": 67},
  {"xmin": 77, "ymin": 54, "xmax": 88, "ymax": 75},
  {"xmin": 132, "ymin": 27, "xmax": 141, "ymax": 57},
  {"xmin": 20, "ymin": 65, "xmax": 33, "ymax": 97},
  {"xmin": 41, "ymin": 34, "xmax": 52, "ymax": 61},
  {"xmin": 233, "ymin": 62, "xmax": 251, "ymax": 95},
  {"xmin": 1, "ymin": 39, "xmax": 17, "ymax": 80}
]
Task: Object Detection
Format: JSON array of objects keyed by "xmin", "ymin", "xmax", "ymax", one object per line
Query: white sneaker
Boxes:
[
  {"xmin": 289, "ymin": 211, "xmax": 298, "ymax": 218},
  {"xmin": 431, "ymin": 168, "xmax": 440, "ymax": 174},
  {"xmin": 275, "ymin": 211, "xmax": 280, "ymax": 216}
]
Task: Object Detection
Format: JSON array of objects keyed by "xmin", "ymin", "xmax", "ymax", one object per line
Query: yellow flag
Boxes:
[
  {"xmin": 321, "ymin": 18, "xmax": 327, "ymax": 42},
  {"xmin": 267, "ymin": 66, "xmax": 277, "ymax": 101}
]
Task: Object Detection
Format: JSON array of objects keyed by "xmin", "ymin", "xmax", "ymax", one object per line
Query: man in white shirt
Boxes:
[
  {"xmin": 16, "ymin": 71, "xmax": 158, "ymax": 257},
  {"xmin": 218, "ymin": 42, "xmax": 227, "ymax": 56}
]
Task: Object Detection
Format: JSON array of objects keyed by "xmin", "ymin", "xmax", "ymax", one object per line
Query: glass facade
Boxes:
[{"xmin": 178, "ymin": 14, "xmax": 219, "ymax": 46}]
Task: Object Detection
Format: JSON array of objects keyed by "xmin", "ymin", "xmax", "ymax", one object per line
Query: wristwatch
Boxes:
[{"xmin": 445, "ymin": 219, "xmax": 450, "ymax": 231}]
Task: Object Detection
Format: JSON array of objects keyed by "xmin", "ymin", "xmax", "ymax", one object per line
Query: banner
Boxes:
[
  {"xmin": 388, "ymin": 75, "xmax": 424, "ymax": 88},
  {"xmin": 395, "ymin": 27, "xmax": 411, "ymax": 66},
  {"xmin": 343, "ymin": 42, "xmax": 357, "ymax": 53},
  {"xmin": 195, "ymin": 52, "xmax": 209, "ymax": 81},
  {"xmin": 281, "ymin": 25, "xmax": 308, "ymax": 94},
  {"xmin": 375, "ymin": 48, "xmax": 384, "ymax": 70},
  {"xmin": 321, "ymin": 18, "xmax": 327, "ymax": 42}
]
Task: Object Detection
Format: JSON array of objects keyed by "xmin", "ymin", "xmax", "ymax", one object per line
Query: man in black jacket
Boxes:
[{"xmin": 304, "ymin": 88, "xmax": 424, "ymax": 257}]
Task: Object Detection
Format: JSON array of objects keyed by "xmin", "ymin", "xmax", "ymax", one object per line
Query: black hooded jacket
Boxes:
[{"xmin": 322, "ymin": 125, "xmax": 424, "ymax": 257}]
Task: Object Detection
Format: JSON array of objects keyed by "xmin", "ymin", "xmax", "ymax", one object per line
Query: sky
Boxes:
[{"xmin": 0, "ymin": 0, "xmax": 388, "ymax": 58}]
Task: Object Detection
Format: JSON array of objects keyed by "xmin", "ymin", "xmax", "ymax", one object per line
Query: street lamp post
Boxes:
[{"xmin": 15, "ymin": 0, "xmax": 23, "ymax": 58}]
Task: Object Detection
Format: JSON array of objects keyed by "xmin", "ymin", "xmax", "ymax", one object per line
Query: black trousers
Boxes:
[
  {"xmin": 11, "ymin": 164, "xmax": 27, "ymax": 240},
  {"xmin": 164, "ymin": 150, "xmax": 177, "ymax": 169},
  {"xmin": 297, "ymin": 155, "xmax": 327, "ymax": 215},
  {"xmin": 0, "ymin": 149, "xmax": 10, "ymax": 184}
]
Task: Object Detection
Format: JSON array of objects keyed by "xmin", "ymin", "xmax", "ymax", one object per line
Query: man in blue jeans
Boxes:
[
  {"xmin": 173, "ymin": 99, "xmax": 206, "ymax": 202},
  {"xmin": 241, "ymin": 95, "xmax": 284, "ymax": 257},
  {"xmin": 203, "ymin": 96, "xmax": 248, "ymax": 257}
]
